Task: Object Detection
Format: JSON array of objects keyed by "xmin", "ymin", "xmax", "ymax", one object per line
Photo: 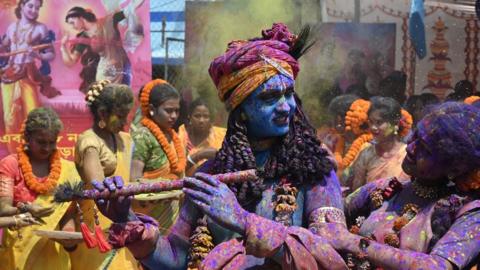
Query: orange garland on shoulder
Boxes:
[
  {"xmin": 399, "ymin": 109, "xmax": 413, "ymax": 137},
  {"xmin": 457, "ymin": 169, "xmax": 480, "ymax": 192},
  {"xmin": 464, "ymin": 95, "xmax": 480, "ymax": 105},
  {"xmin": 335, "ymin": 99, "xmax": 373, "ymax": 169},
  {"xmin": 17, "ymin": 135, "xmax": 61, "ymax": 195},
  {"xmin": 140, "ymin": 79, "xmax": 186, "ymax": 175},
  {"xmin": 337, "ymin": 133, "xmax": 373, "ymax": 170}
]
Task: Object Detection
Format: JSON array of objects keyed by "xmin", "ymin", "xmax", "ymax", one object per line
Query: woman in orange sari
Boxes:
[
  {"xmin": 130, "ymin": 79, "xmax": 186, "ymax": 233},
  {"xmin": 178, "ymin": 98, "xmax": 226, "ymax": 176},
  {"xmin": 345, "ymin": 96, "xmax": 412, "ymax": 193},
  {"xmin": 0, "ymin": 107, "xmax": 80, "ymax": 270}
]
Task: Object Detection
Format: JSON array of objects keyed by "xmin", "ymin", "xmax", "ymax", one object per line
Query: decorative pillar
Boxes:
[{"xmin": 424, "ymin": 17, "xmax": 452, "ymax": 99}]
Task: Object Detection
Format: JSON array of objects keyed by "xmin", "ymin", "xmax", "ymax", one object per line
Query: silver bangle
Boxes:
[{"xmin": 309, "ymin": 207, "xmax": 346, "ymax": 225}]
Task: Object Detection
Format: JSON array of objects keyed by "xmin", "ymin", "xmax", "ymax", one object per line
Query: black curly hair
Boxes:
[
  {"xmin": 209, "ymin": 94, "xmax": 334, "ymax": 208},
  {"xmin": 24, "ymin": 107, "xmax": 63, "ymax": 139}
]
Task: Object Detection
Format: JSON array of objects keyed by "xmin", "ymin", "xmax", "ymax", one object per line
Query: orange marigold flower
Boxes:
[
  {"xmin": 464, "ymin": 96, "xmax": 480, "ymax": 105},
  {"xmin": 457, "ymin": 169, "xmax": 480, "ymax": 192},
  {"xmin": 345, "ymin": 99, "xmax": 371, "ymax": 136},
  {"xmin": 399, "ymin": 109, "xmax": 413, "ymax": 137},
  {"xmin": 17, "ymin": 142, "xmax": 61, "ymax": 195}
]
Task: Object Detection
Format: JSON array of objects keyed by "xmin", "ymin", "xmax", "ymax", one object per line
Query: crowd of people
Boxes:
[{"xmin": 0, "ymin": 22, "xmax": 479, "ymax": 270}]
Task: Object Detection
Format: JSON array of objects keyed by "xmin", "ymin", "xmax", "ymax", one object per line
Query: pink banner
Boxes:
[{"xmin": 0, "ymin": 0, "xmax": 151, "ymax": 159}]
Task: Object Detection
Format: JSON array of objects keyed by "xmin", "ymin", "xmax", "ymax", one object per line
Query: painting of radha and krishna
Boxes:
[{"xmin": 0, "ymin": 0, "xmax": 152, "ymax": 157}]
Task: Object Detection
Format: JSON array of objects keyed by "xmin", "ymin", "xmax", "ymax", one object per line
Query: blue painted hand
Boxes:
[
  {"xmin": 183, "ymin": 172, "xmax": 249, "ymax": 235},
  {"xmin": 92, "ymin": 176, "xmax": 134, "ymax": 223}
]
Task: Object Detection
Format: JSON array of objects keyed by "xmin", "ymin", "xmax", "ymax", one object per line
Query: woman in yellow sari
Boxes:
[
  {"xmin": 70, "ymin": 80, "xmax": 140, "ymax": 270},
  {"xmin": 0, "ymin": 107, "xmax": 80, "ymax": 270},
  {"xmin": 130, "ymin": 79, "xmax": 186, "ymax": 233},
  {"xmin": 178, "ymin": 98, "xmax": 226, "ymax": 176}
]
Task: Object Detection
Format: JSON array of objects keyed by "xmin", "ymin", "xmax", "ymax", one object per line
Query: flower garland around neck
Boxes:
[
  {"xmin": 17, "ymin": 137, "xmax": 61, "ymax": 195},
  {"xmin": 337, "ymin": 133, "xmax": 374, "ymax": 170},
  {"xmin": 335, "ymin": 99, "xmax": 373, "ymax": 170},
  {"xmin": 140, "ymin": 79, "xmax": 186, "ymax": 175}
]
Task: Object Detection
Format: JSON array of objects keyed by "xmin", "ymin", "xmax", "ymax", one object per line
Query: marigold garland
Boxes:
[
  {"xmin": 399, "ymin": 109, "xmax": 413, "ymax": 138},
  {"xmin": 17, "ymin": 142, "xmax": 61, "ymax": 195},
  {"xmin": 140, "ymin": 79, "xmax": 186, "ymax": 175},
  {"xmin": 335, "ymin": 99, "xmax": 372, "ymax": 170},
  {"xmin": 345, "ymin": 99, "xmax": 371, "ymax": 136},
  {"xmin": 457, "ymin": 169, "xmax": 480, "ymax": 192},
  {"xmin": 464, "ymin": 95, "xmax": 480, "ymax": 105},
  {"xmin": 141, "ymin": 118, "xmax": 186, "ymax": 174},
  {"xmin": 339, "ymin": 133, "xmax": 373, "ymax": 169},
  {"xmin": 140, "ymin": 79, "xmax": 168, "ymax": 116}
]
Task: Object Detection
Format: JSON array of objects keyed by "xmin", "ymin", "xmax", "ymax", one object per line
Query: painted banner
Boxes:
[{"xmin": 0, "ymin": 0, "xmax": 151, "ymax": 159}]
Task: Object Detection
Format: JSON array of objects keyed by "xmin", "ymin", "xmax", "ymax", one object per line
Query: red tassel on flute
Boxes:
[
  {"xmin": 76, "ymin": 202, "xmax": 97, "ymax": 248},
  {"xmin": 94, "ymin": 225, "xmax": 111, "ymax": 253},
  {"xmin": 93, "ymin": 206, "xmax": 111, "ymax": 253},
  {"xmin": 80, "ymin": 223, "xmax": 97, "ymax": 248}
]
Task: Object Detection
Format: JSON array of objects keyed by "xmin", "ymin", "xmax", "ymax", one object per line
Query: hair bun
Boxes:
[{"xmin": 85, "ymin": 79, "xmax": 111, "ymax": 106}]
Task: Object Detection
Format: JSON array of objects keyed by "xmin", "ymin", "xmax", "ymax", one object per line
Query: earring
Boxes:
[
  {"xmin": 394, "ymin": 126, "xmax": 399, "ymax": 135},
  {"xmin": 23, "ymin": 143, "xmax": 29, "ymax": 151},
  {"xmin": 98, "ymin": 120, "xmax": 106, "ymax": 129},
  {"xmin": 149, "ymin": 110, "xmax": 154, "ymax": 117}
]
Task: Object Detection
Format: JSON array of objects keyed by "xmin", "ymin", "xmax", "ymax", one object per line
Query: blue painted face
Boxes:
[{"xmin": 240, "ymin": 74, "xmax": 296, "ymax": 139}]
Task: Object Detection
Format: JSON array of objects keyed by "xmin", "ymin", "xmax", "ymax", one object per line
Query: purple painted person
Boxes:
[
  {"xmin": 315, "ymin": 102, "xmax": 480, "ymax": 269},
  {"xmin": 92, "ymin": 23, "xmax": 347, "ymax": 269}
]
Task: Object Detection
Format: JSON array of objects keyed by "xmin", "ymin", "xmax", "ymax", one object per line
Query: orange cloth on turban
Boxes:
[{"xmin": 217, "ymin": 59, "xmax": 293, "ymax": 110}]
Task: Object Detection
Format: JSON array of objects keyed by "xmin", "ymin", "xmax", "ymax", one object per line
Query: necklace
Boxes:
[
  {"xmin": 17, "ymin": 144, "xmax": 62, "ymax": 195},
  {"xmin": 141, "ymin": 117, "xmax": 186, "ymax": 175},
  {"xmin": 14, "ymin": 21, "xmax": 35, "ymax": 46},
  {"xmin": 411, "ymin": 179, "xmax": 449, "ymax": 199}
]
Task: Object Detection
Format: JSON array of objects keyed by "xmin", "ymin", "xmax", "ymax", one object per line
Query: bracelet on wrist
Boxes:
[
  {"xmin": 9, "ymin": 215, "xmax": 19, "ymax": 230},
  {"xmin": 16, "ymin": 202, "xmax": 29, "ymax": 213}
]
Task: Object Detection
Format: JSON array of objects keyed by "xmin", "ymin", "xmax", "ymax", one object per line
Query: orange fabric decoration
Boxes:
[
  {"xmin": 464, "ymin": 95, "xmax": 480, "ymax": 105},
  {"xmin": 216, "ymin": 60, "xmax": 293, "ymax": 110},
  {"xmin": 17, "ymin": 143, "xmax": 61, "ymax": 195},
  {"xmin": 345, "ymin": 99, "xmax": 371, "ymax": 136},
  {"xmin": 457, "ymin": 169, "xmax": 480, "ymax": 192},
  {"xmin": 399, "ymin": 109, "xmax": 413, "ymax": 138},
  {"xmin": 140, "ymin": 79, "xmax": 186, "ymax": 175}
]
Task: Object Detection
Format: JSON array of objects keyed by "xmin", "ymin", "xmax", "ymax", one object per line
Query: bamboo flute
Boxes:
[{"xmin": 54, "ymin": 169, "xmax": 256, "ymax": 202}]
